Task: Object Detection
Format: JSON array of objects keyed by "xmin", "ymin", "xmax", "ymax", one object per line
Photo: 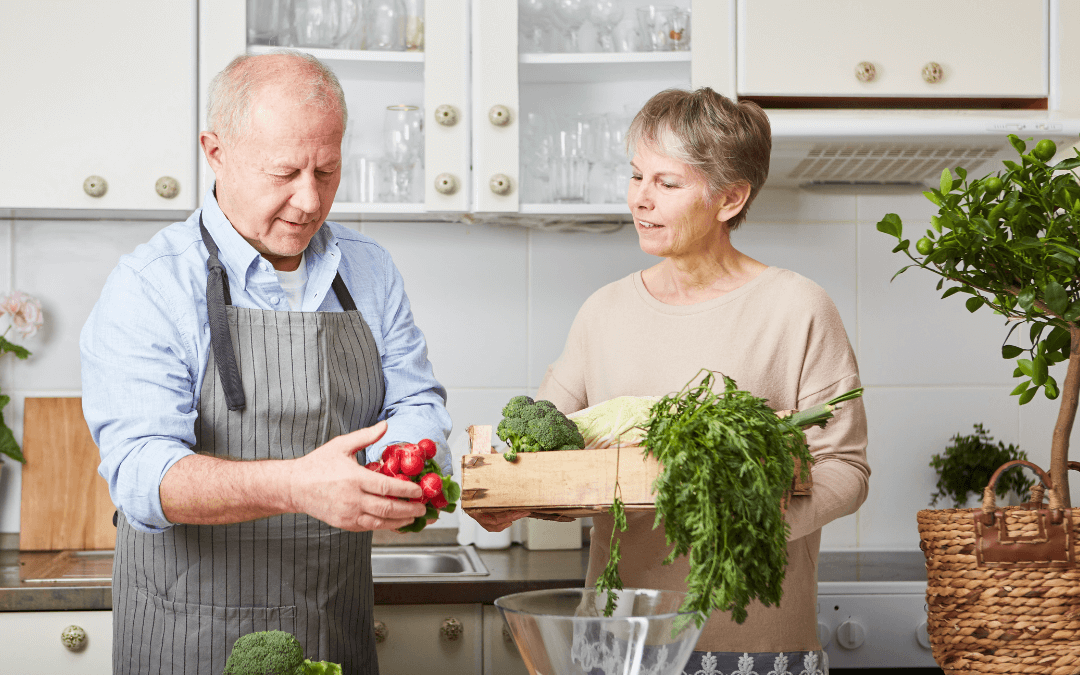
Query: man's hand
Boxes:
[
  {"xmin": 288, "ymin": 421, "xmax": 427, "ymax": 532},
  {"xmin": 160, "ymin": 421, "xmax": 426, "ymax": 531}
]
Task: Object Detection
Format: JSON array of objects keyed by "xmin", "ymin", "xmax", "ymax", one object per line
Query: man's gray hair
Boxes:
[{"xmin": 206, "ymin": 50, "xmax": 348, "ymax": 142}]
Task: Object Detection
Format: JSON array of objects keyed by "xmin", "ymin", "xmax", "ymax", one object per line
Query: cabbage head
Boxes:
[{"xmin": 568, "ymin": 396, "xmax": 659, "ymax": 448}]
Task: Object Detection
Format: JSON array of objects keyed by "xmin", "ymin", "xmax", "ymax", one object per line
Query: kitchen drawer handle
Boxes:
[
  {"xmin": 488, "ymin": 104, "xmax": 512, "ymax": 126},
  {"xmin": 922, "ymin": 61, "xmax": 944, "ymax": 84},
  {"xmin": 854, "ymin": 61, "xmax": 876, "ymax": 83},
  {"xmin": 440, "ymin": 617, "xmax": 463, "ymax": 642},
  {"xmin": 435, "ymin": 104, "xmax": 459, "ymax": 126},
  {"xmin": 489, "ymin": 174, "xmax": 513, "ymax": 196},
  {"xmin": 83, "ymin": 175, "xmax": 108, "ymax": 198},
  {"xmin": 373, "ymin": 620, "xmax": 388, "ymax": 644},
  {"xmin": 434, "ymin": 173, "xmax": 459, "ymax": 195},
  {"xmin": 61, "ymin": 624, "xmax": 87, "ymax": 652},
  {"xmin": 155, "ymin": 176, "xmax": 180, "ymax": 199}
]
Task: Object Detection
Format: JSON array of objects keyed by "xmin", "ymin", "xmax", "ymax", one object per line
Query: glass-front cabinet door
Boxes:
[{"xmin": 206, "ymin": 0, "xmax": 721, "ymax": 217}]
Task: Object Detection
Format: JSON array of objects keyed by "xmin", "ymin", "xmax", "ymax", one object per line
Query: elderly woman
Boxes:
[{"xmin": 483, "ymin": 87, "xmax": 869, "ymax": 673}]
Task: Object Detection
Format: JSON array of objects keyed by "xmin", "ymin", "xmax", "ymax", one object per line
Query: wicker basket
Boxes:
[{"xmin": 917, "ymin": 459, "xmax": 1080, "ymax": 674}]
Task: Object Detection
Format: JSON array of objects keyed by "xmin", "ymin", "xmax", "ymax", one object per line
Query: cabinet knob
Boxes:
[
  {"xmin": 155, "ymin": 176, "xmax": 180, "ymax": 199},
  {"xmin": 434, "ymin": 104, "xmax": 459, "ymax": 126},
  {"xmin": 440, "ymin": 617, "xmax": 464, "ymax": 642},
  {"xmin": 434, "ymin": 173, "xmax": 459, "ymax": 195},
  {"xmin": 916, "ymin": 620, "xmax": 931, "ymax": 650},
  {"xmin": 373, "ymin": 620, "xmax": 388, "ymax": 644},
  {"xmin": 488, "ymin": 104, "xmax": 512, "ymax": 126},
  {"xmin": 489, "ymin": 174, "xmax": 513, "ymax": 196},
  {"xmin": 922, "ymin": 61, "xmax": 944, "ymax": 84},
  {"xmin": 61, "ymin": 624, "xmax": 87, "ymax": 652},
  {"xmin": 83, "ymin": 175, "xmax": 108, "ymax": 198},
  {"xmin": 854, "ymin": 61, "xmax": 876, "ymax": 83}
]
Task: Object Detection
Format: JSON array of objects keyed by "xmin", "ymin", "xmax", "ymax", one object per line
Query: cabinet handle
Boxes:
[
  {"xmin": 922, "ymin": 62, "xmax": 944, "ymax": 84},
  {"xmin": 434, "ymin": 104, "xmax": 459, "ymax": 127},
  {"xmin": 440, "ymin": 617, "xmax": 464, "ymax": 642},
  {"xmin": 854, "ymin": 61, "xmax": 876, "ymax": 83},
  {"xmin": 83, "ymin": 176, "xmax": 108, "ymax": 198},
  {"xmin": 434, "ymin": 173, "xmax": 459, "ymax": 195},
  {"xmin": 373, "ymin": 620, "xmax": 388, "ymax": 644},
  {"xmin": 61, "ymin": 624, "xmax": 87, "ymax": 652},
  {"xmin": 488, "ymin": 104, "xmax": 512, "ymax": 126},
  {"xmin": 489, "ymin": 174, "xmax": 513, "ymax": 196},
  {"xmin": 155, "ymin": 176, "xmax": 180, "ymax": 199}
]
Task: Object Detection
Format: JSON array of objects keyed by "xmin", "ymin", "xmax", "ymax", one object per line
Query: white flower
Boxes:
[{"xmin": 0, "ymin": 291, "xmax": 43, "ymax": 338}]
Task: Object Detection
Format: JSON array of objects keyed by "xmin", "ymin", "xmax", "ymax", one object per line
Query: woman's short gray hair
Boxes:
[
  {"xmin": 626, "ymin": 87, "xmax": 771, "ymax": 230},
  {"xmin": 207, "ymin": 50, "xmax": 348, "ymax": 143}
]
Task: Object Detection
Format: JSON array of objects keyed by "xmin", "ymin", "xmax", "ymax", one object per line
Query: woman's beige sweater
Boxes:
[{"xmin": 536, "ymin": 267, "xmax": 869, "ymax": 653}]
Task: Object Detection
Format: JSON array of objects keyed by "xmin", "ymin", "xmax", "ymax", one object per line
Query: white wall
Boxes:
[{"xmin": 2, "ymin": 186, "xmax": 1078, "ymax": 550}]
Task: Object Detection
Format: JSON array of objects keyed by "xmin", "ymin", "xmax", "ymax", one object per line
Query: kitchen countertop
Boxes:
[{"xmin": 0, "ymin": 545, "xmax": 928, "ymax": 613}]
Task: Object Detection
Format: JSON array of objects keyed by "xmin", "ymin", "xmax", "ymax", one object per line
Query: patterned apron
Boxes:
[{"xmin": 112, "ymin": 219, "xmax": 384, "ymax": 675}]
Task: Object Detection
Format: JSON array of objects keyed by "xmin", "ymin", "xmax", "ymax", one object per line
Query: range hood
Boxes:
[{"xmin": 766, "ymin": 109, "xmax": 1080, "ymax": 189}]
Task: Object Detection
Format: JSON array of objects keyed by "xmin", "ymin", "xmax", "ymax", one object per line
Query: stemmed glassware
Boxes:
[
  {"xmin": 519, "ymin": 0, "xmax": 551, "ymax": 53},
  {"xmin": 588, "ymin": 0, "xmax": 625, "ymax": 52},
  {"xmin": 383, "ymin": 105, "xmax": 424, "ymax": 202},
  {"xmin": 551, "ymin": 0, "xmax": 589, "ymax": 52},
  {"xmin": 636, "ymin": 4, "xmax": 675, "ymax": 51}
]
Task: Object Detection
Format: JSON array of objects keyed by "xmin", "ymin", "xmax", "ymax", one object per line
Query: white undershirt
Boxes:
[{"xmin": 274, "ymin": 252, "xmax": 308, "ymax": 310}]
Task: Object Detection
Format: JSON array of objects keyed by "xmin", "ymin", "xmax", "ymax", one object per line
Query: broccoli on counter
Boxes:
[
  {"xmin": 496, "ymin": 395, "xmax": 585, "ymax": 461},
  {"xmin": 223, "ymin": 630, "xmax": 342, "ymax": 675}
]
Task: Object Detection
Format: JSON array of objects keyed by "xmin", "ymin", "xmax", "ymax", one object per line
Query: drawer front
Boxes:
[
  {"xmin": 0, "ymin": 610, "xmax": 112, "ymax": 673},
  {"xmin": 374, "ymin": 604, "xmax": 482, "ymax": 675}
]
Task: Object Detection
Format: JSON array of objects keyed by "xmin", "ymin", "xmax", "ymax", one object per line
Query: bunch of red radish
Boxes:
[{"xmin": 365, "ymin": 438, "xmax": 450, "ymax": 510}]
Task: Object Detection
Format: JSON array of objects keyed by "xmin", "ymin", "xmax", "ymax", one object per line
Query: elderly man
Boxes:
[{"xmin": 80, "ymin": 51, "xmax": 451, "ymax": 674}]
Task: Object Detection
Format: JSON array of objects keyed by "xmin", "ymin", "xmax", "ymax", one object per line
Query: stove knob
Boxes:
[
  {"xmin": 836, "ymin": 619, "xmax": 866, "ymax": 650},
  {"xmin": 817, "ymin": 621, "xmax": 832, "ymax": 648},
  {"xmin": 916, "ymin": 620, "xmax": 931, "ymax": 650}
]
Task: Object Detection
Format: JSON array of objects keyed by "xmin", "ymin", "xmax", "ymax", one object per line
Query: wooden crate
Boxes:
[{"xmin": 460, "ymin": 426, "xmax": 812, "ymax": 519}]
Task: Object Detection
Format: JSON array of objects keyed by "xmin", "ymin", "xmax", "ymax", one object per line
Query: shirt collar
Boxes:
[{"xmin": 199, "ymin": 184, "xmax": 337, "ymax": 290}]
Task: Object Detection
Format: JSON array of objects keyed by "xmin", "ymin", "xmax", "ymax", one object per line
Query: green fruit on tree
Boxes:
[
  {"xmin": 1033, "ymin": 139, "xmax": 1057, "ymax": 161},
  {"xmin": 916, "ymin": 237, "xmax": 935, "ymax": 255},
  {"xmin": 983, "ymin": 176, "xmax": 1003, "ymax": 195}
]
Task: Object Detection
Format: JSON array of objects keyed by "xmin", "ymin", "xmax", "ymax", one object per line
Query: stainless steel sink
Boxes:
[{"xmin": 21, "ymin": 545, "xmax": 488, "ymax": 583}]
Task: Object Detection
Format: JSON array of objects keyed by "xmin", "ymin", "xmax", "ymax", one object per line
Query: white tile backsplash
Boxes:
[{"xmin": 2, "ymin": 192, "xmax": 1073, "ymax": 555}]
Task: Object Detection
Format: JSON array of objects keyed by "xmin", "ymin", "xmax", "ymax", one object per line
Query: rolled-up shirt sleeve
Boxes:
[
  {"xmin": 364, "ymin": 248, "xmax": 453, "ymax": 475},
  {"xmin": 81, "ymin": 263, "xmax": 201, "ymax": 533}
]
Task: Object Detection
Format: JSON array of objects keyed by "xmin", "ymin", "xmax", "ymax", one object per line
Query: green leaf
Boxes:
[
  {"xmin": 1003, "ymin": 160, "xmax": 1022, "ymax": 172},
  {"xmin": 876, "ymin": 213, "xmax": 903, "ymax": 239},
  {"xmin": 1044, "ymin": 281, "xmax": 1068, "ymax": 315},
  {"xmin": 0, "ymin": 417, "xmax": 22, "ymax": 463},
  {"xmin": 0, "ymin": 336, "xmax": 29, "ymax": 360},
  {"xmin": 955, "ymin": 166, "xmax": 968, "ymax": 182},
  {"xmin": 892, "ymin": 239, "xmax": 910, "ymax": 254},
  {"xmin": 1017, "ymin": 358, "xmax": 1034, "ymax": 377},
  {"xmin": 1002, "ymin": 345, "xmax": 1024, "ymax": 359},
  {"xmin": 941, "ymin": 286, "xmax": 964, "ymax": 299},
  {"xmin": 923, "ymin": 190, "xmax": 943, "ymax": 207},
  {"xmin": 1017, "ymin": 286, "xmax": 1038, "ymax": 312},
  {"xmin": 1019, "ymin": 387, "xmax": 1038, "ymax": 405},
  {"xmin": 1045, "ymin": 376, "xmax": 1060, "ymax": 400},
  {"xmin": 1052, "ymin": 157, "xmax": 1080, "ymax": 171},
  {"xmin": 930, "ymin": 215, "xmax": 943, "ymax": 234},
  {"xmin": 940, "ymin": 168, "xmax": 954, "ymax": 194},
  {"xmin": 1009, "ymin": 134, "xmax": 1027, "ymax": 154},
  {"xmin": 1010, "ymin": 380, "xmax": 1030, "ymax": 396},
  {"xmin": 966, "ymin": 296, "xmax": 983, "ymax": 313},
  {"xmin": 1032, "ymin": 355, "xmax": 1049, "ymax": 386}
]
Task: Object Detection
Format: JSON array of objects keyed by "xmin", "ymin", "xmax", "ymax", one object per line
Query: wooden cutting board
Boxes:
[{"xmin": 19, "ymin": 397, "xmax": 116, "ymax": 551}]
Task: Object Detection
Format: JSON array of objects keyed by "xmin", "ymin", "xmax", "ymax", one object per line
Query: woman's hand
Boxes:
[{"xmin": 473, "ymin": 510, "xmax": 530, "ymax": 532}]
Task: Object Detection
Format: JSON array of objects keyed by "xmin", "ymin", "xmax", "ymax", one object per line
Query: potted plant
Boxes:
[
  {"xmin": 928, "ymin": 423, "xmax": 1033, "ymax": 508},
  {"xmin": 877, "ymin": 134, "xmax": 1080, "ymax": 673},
  {"xmin": 0, "ymin": 291, "xmax": 43, "ymax": 469}
]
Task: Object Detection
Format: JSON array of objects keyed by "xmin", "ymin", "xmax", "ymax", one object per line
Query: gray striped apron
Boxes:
[{"xmin": 112, "ymin": 219, "xmax": 384, "ymax": 675}]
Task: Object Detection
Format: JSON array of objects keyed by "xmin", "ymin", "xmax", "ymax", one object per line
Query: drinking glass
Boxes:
[
  {"xmin": 291, "ymin": 0, "xmax": 344, "ymax": 48},
  {"xmin": 519, "ymin": 0, "xmax": 552, "ymax": 53},
  {"xmin": 367, "ymin": 0, "xmax": 406, "ymax": 51},
  {"xmin": 588, "ymin": 0, "xmax": 625, "ymax": 52},
  {"xmin": 336, "ymin": 0, "xmax": 365, "ymax": 49},
  {"xmin": 636, "ymin": 4, "xmax": 675, "ymax": 51},
  {"xmin": 383, "ymin": 105, "xmax": 424, "ymax": 202},
  {"xmin": 551, "ymin": 0, "xmax": 589, "ymax": 52},
  {"xmin": 403, "ymin": 0, "xmax": 424, "ymax": 51},
  {"xmin": 521, "ymin": 112, "xmax": 553, "ymax": 202},
  {"xmin": 611, "ymin": 18, "xmax": 639, "ymax": 52},
  {"xmin": 670, "ymin": 7, "xmax": 691, "ymax": 51},
  {"xmin": 247, "ymin": 0, "xmax": 288, "ymax": 45},
  {"xmin": 551, "ymin": 126, "xmax": 589, "ymax": 203}
]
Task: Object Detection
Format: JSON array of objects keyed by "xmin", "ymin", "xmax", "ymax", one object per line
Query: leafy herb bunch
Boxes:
[
  {"xmin": 877, "ymin": 134, "xmax": 1080, "ymax": 507},
  {"xmin": 929, "ymin": 423, "xmax": 1034, "ymax": 508},
  {"xmin": 643, "ymin": 370, "xmax": 812, "ymax": 626}
]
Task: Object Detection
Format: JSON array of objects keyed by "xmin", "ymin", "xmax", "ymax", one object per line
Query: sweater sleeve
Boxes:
[{"xmin": 537, "ymin": 306, "xmax": 590, "ymax": 415}]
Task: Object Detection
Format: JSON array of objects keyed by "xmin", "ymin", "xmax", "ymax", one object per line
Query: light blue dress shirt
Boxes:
[{"xmin": 80, "ymin": 188, "xmax": 453, "ymax": 533}]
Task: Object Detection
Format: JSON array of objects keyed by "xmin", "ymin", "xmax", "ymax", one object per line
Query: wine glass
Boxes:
[
  {"xmin": 588, "ymin": 0, "xmax": 625, "ymax": 52},
  {"xmin": 383, "ymin": 105, "xmax": 424, "ymax": 202},
  {"xmin": 551, "ymin": 0, "xmax": 589, "ymax": 52},
  {"xmin": 519, "ymin": 0, "xmax": 552, "ymax": 53}
]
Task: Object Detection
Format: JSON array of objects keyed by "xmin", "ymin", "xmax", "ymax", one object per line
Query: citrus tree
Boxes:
[{"xmin": 877, "ymin": 135, "xmax": 1080, "ymax": 508}]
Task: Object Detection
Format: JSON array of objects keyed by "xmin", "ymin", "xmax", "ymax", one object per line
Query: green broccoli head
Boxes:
[
  {"xmin": 224, "ymin": 630, "xmax": 306, "ymax": 675},
  {"xmin": 497, "ymin": 396, "xmax": 585, "ymax": 458}
]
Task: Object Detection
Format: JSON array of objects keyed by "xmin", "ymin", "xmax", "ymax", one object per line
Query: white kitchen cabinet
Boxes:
[
  {"xmin": 482, "ymin": 604, "xmax": 530, "ymax": 675},
  {"xmin": 0, "ymin": 610, "xmax": 112, "ymax": 673},
  {"xmin": 737, "ymin": 0, "xmax": 1048, "ymax": 99},
  {"xmin": 373, "ymin": 603, "xmax": 482, "ymax": 675},
  {"xmin": 0, "ymin": 1, "xmax": 197, "ymax": 212}
]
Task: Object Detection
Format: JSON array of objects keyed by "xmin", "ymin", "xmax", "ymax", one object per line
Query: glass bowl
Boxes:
[{"xmin": 495, "ymin": 588, "xmax": 705, "ymax": 675}]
